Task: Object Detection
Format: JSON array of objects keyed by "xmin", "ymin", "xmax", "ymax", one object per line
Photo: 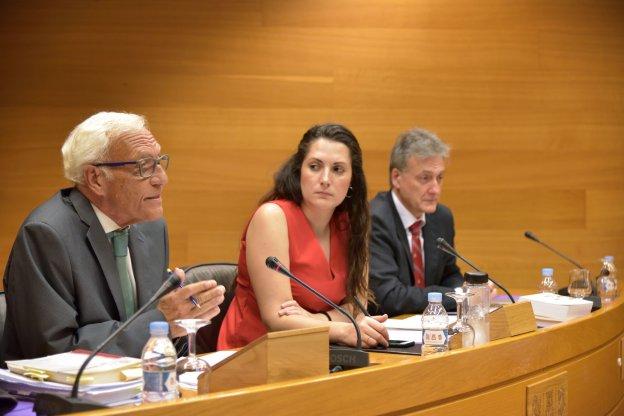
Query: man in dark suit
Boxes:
[
  {"xmin": 369, "ymin": 128, "xmax": 463, "ymax": 316},
  {"xmin": 1, "ymin": 112, "xmax": 225, "ymax": 361}
]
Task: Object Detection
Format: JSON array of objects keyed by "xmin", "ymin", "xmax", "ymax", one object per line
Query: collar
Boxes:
[
  {"xmin": 391, "ymin": 190, "xmax": 426, "ymax": 230},
  {"xmin": 91, "ymin": 204, "xmax": 123, "ymax": 234}
]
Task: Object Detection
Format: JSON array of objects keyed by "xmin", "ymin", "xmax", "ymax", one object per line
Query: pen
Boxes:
[{"xmin": 168, "ymin": 268, "xmax": 201, "ymax": 309}]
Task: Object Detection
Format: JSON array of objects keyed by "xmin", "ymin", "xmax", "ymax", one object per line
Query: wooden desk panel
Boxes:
[{"xmin": 76, "ymin": 297, "xmax": 624, "ymax": 415}]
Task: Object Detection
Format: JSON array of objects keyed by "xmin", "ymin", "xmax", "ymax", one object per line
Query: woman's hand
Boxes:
[
  {"xmin": 277, "ymin": 300, "xmax": 316, "ymax": 319},
  {"xmin": 358, "ymin": 314, "xmax": 390, "ymax": 348},
  {"xmin": 278, "ymin": 300, "xmax": 390, "ymax": 348},
  {"xmin": 337, "ymin": 314, "xmax": 390, "ymax": 348}
]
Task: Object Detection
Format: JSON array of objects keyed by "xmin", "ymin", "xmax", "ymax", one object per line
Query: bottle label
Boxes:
[
  {"xmin": 143, "ymin": 370, "xmax": 177, "ymax": 393},
  {"xmin": 422, "ymin": 329, "xmax": 448, "ymax": 346}
]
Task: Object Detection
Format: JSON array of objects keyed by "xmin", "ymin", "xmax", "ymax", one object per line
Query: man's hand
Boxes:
[{"xmin": 157, "ymin": 268, "xmax": 226, "ymax": 338}]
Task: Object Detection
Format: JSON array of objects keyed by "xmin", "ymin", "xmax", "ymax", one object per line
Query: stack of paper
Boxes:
[
  {"xmin": 385, "ymin": 315, "xmax": 458, "ymax": 344},
  {"xmin": 0, "ymin": 369, "xmax": 141, "ymax": 406},
  {"xmin": 518, "ymin": 293, "xmax": 593, "ymax": 325},
  {"xmin": 5, "ymin": 350, "xmax": 141, "ymax": 385},
  {"xmin": 1, "ymin": 350, "xmax": 143, "ymax": 406}
]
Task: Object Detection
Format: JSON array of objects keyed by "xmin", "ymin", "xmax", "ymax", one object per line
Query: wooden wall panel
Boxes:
[{"xmin": 1, "ymin": 1, "xmax": 623, "ymax": 292}]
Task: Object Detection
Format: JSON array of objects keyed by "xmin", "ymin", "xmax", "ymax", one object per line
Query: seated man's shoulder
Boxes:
[
  {"xmin": 135, "ymin": 218, "xmax": 167, "ymax": 234},
  {"xmin": 430, "ymin": 203, "xmax": 454, "ymax": 220},
  {"xmin": 369, "ymin": 191, "xmax": 390, "ymax": 215},
  {"xmin": 21, "ymin": 189, "xmax": 80, "ymax": 231}
]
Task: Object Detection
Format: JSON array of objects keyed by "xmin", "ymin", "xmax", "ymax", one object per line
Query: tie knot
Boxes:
[
  {"xmin": 107, "ymin": 227, "xmax": 129, "ymax": 257},
  {"xmin": 409, "ymin": 220, "xmax": 422, "ymax": 235},
  {"xmin": 110, "ymin": 227, "xmax": 129, "ymax": 237}
]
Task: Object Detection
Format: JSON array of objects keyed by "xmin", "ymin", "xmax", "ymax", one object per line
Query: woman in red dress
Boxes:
[{"xmin": 218, "ymin": 124, "xmax": 389, "ymax": 349}]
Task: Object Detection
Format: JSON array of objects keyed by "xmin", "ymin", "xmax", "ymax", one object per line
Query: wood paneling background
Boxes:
[{"xmin": 1, "ymin": 1, "xmax": 622, "ymax": 291}]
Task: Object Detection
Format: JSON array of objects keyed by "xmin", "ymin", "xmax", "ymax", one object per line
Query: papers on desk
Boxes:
[
  {"xmin": 178, "ymin": 350, "xmax": 237, "ymax": 390},
  {"xmin": 5, "ymin": 350, "xmax": 141, "ymax": 385},
  {"xmin": 0, "ymin": 369, "xmax": 141, "ymax": 406},
  {"xmin": 385, "ymin": 315, "xmax": 458, "ymax": 344},
  {"xmin": 2, "ymin": 350, "xmax": 143, "ymax": 406},
  {"xmin": 518, "ymin": 293, "xmax": 593, "ymax": 323}
]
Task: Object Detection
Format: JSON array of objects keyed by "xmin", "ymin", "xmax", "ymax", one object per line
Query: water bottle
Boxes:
[
  {"xmin": 597, "ymin": 256, "xmax": 618, "ymax": 304},
  {"xmin": 421, "ymin": 292, "xmax": 449, "ymax": 356},
  {"xmin": 608, "ymin": 256, "xmax": 619, "ymax": 297},
  {"xmin": 465, "ymin": 271, "xmax": 491, "ymax": 345},
  {"xmin": 538, "ymin": 267, "xmax": 558, "ymax": 294},
  {"xmin": 142, "ymin": 321, "xmax": 178, "ymax": 403}
]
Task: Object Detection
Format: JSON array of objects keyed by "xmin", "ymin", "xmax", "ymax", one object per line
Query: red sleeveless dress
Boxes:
[{"xmin": 217, "ymin": 199, "xmax": 349, "ymax": 350}]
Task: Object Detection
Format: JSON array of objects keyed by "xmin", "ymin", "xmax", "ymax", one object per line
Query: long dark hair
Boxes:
[{"xmin": 260, "ymin": 123, "xmax": 371, "ymax": 307}]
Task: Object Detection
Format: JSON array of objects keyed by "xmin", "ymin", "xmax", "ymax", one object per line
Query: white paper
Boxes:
[
  {"xmin": 6, "ymin": 351, "xmax": 141, "ymax": 375},
  {"xmin": 202, "ymin": 350, "xmax": 237, "ymax": 367},
  {"xmin": 387, "ymin": 329, "xmax": 423, "ymax": 344},
  {"xmin": 178, "ymin": 350, "xmax": 237, "ymax": 390},
  {"xmin": 519, "ymin": 293, "xmax": 593, "ymax": 321},
  {"xmin": 0, "ymin": 369, "xmax": 141, "ymax": 405},
  {"xmin": 385, "ymin": 314, "xmax": 457, "ymax": 331}
]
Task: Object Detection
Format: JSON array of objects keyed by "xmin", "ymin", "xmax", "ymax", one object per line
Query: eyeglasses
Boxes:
[{"xmin": 94, "ymin": 154, "xmax": 170, "ymax": 178}]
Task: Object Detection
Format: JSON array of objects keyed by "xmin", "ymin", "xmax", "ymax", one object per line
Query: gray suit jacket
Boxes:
[
  {"xmin": 1, "ymin": 188, "xmax": 169, "ymax": 362},
  {"xmin": 369, "ymin": 191, "xmax": 464, "ymax": 316}
]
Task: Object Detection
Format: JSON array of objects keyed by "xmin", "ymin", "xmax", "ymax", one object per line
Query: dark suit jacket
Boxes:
[
  {"xmin": 369, "ymin": 191, "xmax": 463, "ymax": 316},
  {"xmin": 1, "ymin": 188, "xmax": 169, "ymax": 362}
]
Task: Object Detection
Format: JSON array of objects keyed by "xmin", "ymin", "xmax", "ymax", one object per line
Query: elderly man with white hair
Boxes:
[{"xmin": 1, "ymin": 112, "xmax": 225, "ymax": 362}]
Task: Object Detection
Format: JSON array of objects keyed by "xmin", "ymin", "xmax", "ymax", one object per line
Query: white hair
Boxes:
[{"xmin": 61, "ymin": 112, "xmax": 148, "ymax": 184}]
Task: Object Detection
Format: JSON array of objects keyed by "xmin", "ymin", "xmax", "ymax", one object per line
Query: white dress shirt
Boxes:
[{"xmin": 91, "ymin": 204, "xmax": 138, "ymax": 308}]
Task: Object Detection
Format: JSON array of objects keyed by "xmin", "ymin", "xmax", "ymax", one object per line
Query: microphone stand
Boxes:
[
  {"xmin": 266, "ymin": 257, "xmax": 369, "ymax": 369},
  {"xmin": 523, "ymin": 231, "xmax": 584, "ymax": 269},
  {"xmin": 34, "ymin": 273, "xmax": 181, "ymax": 415},
  {"xmin": 436, "ymin": 238, "xmax": 515, "ymax": 304},
  {"xmin": 523, "ymin": 231, "xmax": 600, "ymax": 309}
]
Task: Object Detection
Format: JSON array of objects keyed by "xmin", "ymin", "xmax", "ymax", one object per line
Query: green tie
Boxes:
[{"xmin": 107, "ymin": 228, "xmax": 135, "ymax": 319}]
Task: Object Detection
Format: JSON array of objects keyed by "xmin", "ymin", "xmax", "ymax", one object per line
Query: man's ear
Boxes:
[
  {"xmin": 82, "ymin": 165, "xmax": 107, "ymax": 197},
  {"xmin": 390, "ymin": 168, "xmax": 401, "ymax": 189}
]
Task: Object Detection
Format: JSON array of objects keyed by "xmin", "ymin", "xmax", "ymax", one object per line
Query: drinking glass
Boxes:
[
  {"xmin": 568, "ymin": 268, "xmax": 591, "ymax": 298},
  {"xmin": 174, "ymin": 319, "xmax": 210, "ymax": 372},
  {"xmin": 444, "ymin": 287, "xmax": 475, "ymax": 348}
]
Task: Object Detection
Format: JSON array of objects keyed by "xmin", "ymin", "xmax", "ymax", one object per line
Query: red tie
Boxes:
[{"xmin": 409, "ymin": 221, "xmax": 425, "ymax": 288}]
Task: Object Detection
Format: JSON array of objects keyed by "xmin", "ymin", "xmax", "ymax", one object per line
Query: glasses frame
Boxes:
[{"xmin": 94, "ymin": 154, "xmax": 169, "ymax": 178}]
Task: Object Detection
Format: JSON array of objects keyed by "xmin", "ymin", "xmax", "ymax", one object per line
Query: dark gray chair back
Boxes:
[{"xmin": 183, "ymin": 263, "xmax": 237, "ymax": 353}]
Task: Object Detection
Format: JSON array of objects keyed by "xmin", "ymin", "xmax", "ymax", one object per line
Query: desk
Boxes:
[{"xmin": 77, "ymin": 297, "xmax": 624, "ymax": 415}]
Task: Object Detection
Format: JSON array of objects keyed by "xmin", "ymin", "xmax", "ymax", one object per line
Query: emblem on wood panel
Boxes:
[{"xmin": 526, "ymin": 371, "xmax": 567, "ymax": 416}]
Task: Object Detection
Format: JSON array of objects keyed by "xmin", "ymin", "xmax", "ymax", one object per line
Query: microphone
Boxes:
[
  {"xmin": 523, "ymin": 231, "xmax": 601, "ymax": 307},
  {"xmin": 265, "ymin": 256, "xmax": 369, "ymax": 369},
  {"xmin": 34, "ymin": 271, "xmax": 182, "ymax": 415},
  {"xmin": 523, "ymin": 231, "xmax": 584, "ymax": 269},
  {"xmin": 436, "ymin": 238, "xmax": 515, "ymax": 304}
]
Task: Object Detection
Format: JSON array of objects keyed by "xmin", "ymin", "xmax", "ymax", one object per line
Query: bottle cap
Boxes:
[
  {"xmin": 464, "ymin": 271, "xmax": 489, "ymax": 285},
  {"xmin": 428, "ymin": 292, "xmax": 442, "ymax": 302},
  {"xmin": 149, "ymin": 321, "xmax": 169, "ymax": 336},
  {"xmin": 541, "ymin": 268, "xmax": 554, "ymax": 277},
  {"xmin": 604, "ymin": 256, "xmax": 615, "ymax": 263}
]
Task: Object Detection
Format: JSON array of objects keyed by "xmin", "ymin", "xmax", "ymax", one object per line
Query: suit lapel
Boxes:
[
  {"xmin": 128, "ymin": 226, "xmax": 162, "ymax": 306},
  {"xmin": 386, "ymin": 192, "xmax": 415, "ymax": 283},
  {"xmin": 68, "ymin": 188, "xmax": 127, "ymax": 320},
  {"xmin": 422, "ymin": 215, "xmax": 440, "ymax": 286}
]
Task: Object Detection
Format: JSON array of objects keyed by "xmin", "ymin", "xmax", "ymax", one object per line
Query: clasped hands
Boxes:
[
  {"xmin": 278, "ymin": 300, "xmax": 389, "ymax": 348},
  {"xmin": 157, "ymin": 268, "xmax": 226, "ymax": 338}
]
